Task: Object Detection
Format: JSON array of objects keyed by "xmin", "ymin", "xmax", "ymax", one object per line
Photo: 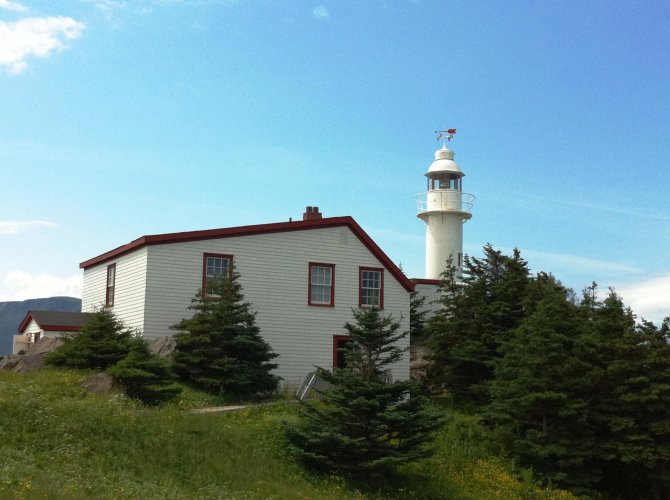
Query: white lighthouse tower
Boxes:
[{"xmin": 417, "ymin": 129, "xmax": 475, "ymax": 279}]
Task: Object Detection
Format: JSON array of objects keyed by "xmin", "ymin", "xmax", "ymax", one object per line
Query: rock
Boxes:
[
  {"xmin": 410, "ymin": 335, "xmax": 431, "ymax": 383},
  {"xmin": 148, "ymin": 336, "xmax": 176, "ymax": 358},
  {"xmin": 0, "ymin": 353, "xmax": 47, "ymax": 373},
  {"xmin": 11, "ymin": 354, "xmax": 47, "ymax": 372},
  {"xmin": 81, "ymin": 373, "xmax": 115, "ymax": 394},
  {"xmin": 0, "ymin": 337, "xmax": 65, "ymax": 373},
  {"xmin": 26, "ymin": 337, "xmax": 63, "ymax": 356},
  {"xmin": 0, "ymin": 355, "xmax": 20, "ymax": 371}
]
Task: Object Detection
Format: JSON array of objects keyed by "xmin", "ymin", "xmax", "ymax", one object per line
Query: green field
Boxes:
[{"xmin": 0, "ymin": 369, "xmax": 574, "ymax": 499}]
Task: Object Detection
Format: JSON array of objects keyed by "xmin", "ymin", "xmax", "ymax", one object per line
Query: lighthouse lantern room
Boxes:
[{"xmin": 417, "ymin": 129, "xmax": 475, "ymax": 279}]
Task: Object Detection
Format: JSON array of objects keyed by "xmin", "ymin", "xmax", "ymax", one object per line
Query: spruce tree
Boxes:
[
  {"xmin": 171, "ymin": 266, "xmax": 279, "ymax": 399},
  {"xmin": 428, "ymin": 245, "xmax": 530, "ymax": 405},
  {"xmin": 487, "ymin": 279, "xmax": 598, "ymax": 493},
  {"xmin": 45, "ymin": 307, "xmax": 135, "ymax": 370},
  {"xmin": 576, "ymin": 288, "xmax": 670, "ymax": 499},
  {"xmin": 286, "ymin": 307, "xmax": 442, "ymax": 477},
  {"xmin": 107, "ymin": 338, "xmax": 182, "ymax": 405},
  {"xmin": 409, "ymin": 290, "xmax": 428, "ymax": 339}
]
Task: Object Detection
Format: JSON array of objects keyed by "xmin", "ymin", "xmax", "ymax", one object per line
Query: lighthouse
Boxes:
[{"xmin": 417, "ymin": 130, "xmax": 475, "ymax": 279}]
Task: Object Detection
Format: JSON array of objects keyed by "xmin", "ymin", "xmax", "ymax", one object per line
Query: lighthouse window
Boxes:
[
  {"xmin": 359, "ymin": 267, "xmax": 384, "ymax": 308},
  {"xmin": 309, "ymin": 263, "xmax": 335, "ymax": 306}
]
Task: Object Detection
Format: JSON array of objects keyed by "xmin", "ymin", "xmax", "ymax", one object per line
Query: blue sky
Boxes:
[{"xmin": 1, "ymin": 0, "xmax": 668, "ymax": 322}]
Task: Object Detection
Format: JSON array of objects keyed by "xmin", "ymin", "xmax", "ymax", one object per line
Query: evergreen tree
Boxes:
[
  {"xmin": 409, "ymin": 290, "xmax": 428, "ymax": 339},
  {"xmin": 286, "ymin": 307, "xmax": 442, "ymax": 477},
  {"xmin": 576, "ymin": 288, "xmax": 670, "ymax": 499},
  {"xmin": 107, "ymin": 338, "xmax": 182, "ymax": 405},
  {"xmin": 45, "ymin": 308, "xmax": 135, "ymax": 370},
  {"xmin": 428, "ymin": 245, "xmax": 530, "ymax": 405},
  {"xmin": 171, "ymin": 267, "xmax": 279, "ymax": 399},
  {"xmin": 487, "ymin": 280, "xmax": 598, "ymax": 493}
]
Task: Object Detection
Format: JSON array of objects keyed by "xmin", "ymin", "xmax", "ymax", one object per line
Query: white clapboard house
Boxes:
[{"xmin": 77, "ymin": 207, "xmax": 413, "ymax": 387}]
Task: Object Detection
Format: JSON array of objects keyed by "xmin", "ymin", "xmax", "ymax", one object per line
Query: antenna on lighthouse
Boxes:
[{"xmin": 434, "ymin": 128, "xmax": 457, "ymax": 146}]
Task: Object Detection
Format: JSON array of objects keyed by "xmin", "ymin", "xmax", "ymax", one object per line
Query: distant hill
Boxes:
[{"xmin": 0, "ymin": 297, "xmax": 82, "ymax": 355}]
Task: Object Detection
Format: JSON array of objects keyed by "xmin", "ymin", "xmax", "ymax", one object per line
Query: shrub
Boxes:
[
  {"xmin": 108, "ymin": 338, "xmax": 182, "ymax": 405},
  {"xmin": 45, "ymin": 308, "xmax": 135, "ymax": 370}
]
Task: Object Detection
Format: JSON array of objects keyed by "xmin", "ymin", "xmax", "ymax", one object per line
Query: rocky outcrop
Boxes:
[
  {"xmin": 0, "ymin": 337, "xmax": 63, "ymax": 373},
  {"xmin": 410, "ymin": 335, "xmax": 431, "ymax": 383},
  {"xmin": 148, "ymin": 336, "xmax": 176, "ymax": 358},
  {"xmin": 81, "ymin": 373, "xmax": 115, "ymax": 394}
]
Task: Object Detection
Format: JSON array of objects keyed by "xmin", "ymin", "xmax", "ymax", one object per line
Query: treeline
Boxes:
[{"xmin": 424, "ymin": 244, "xmax": 670, "ymax": 499}]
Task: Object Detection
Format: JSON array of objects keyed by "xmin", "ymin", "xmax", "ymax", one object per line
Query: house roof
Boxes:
[
  {"xmin": 18, "ymin": 310, "xmax": 93, "ymax": 333},
  {"xmin": 79, "ymin": 216, "xmax": 415, "ymax": 292}
]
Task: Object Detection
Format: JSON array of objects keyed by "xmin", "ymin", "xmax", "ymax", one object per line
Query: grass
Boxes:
[{"xmin": 0, "ymin": 369, "xmax": 575, "ymax": 499}]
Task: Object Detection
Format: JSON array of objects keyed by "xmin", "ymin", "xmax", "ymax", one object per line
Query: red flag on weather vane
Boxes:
[{"xmin": 447, "ymin": 128, "xmax": 456, "ymax": 134}]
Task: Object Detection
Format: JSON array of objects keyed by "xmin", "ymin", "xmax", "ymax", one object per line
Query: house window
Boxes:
[
  {"xmin": 106, "ymin": 264, "xmax": 116, "ymax": 306},
  {"xmin": 333, "ymin": 335, "xmax": 351, "ymax": 369},
  {"xmin": 359, "ymin": 267, "xmax": 383, "ymax": 308},
  {"xmin": 202, "ymin": 253, "xmax": 233, "ymax": 291},
  {"xmin": 309, "ymin": 263, "xmax": 334, "ymax": 306}
]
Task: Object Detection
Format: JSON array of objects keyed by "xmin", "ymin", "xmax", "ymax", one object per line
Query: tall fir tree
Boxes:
[
  {"xmin": 171, "ymin": 266, "xmax": 279, "ymax": 399},
  {"xmin": 286, "ymin": 307, "xmax": 442, "ymax": 478},
  {"xmin": 45, "ymin": 307, "xmax": 135, "ymax": 370},
  {"xmin": 487, "ymin": 279, "xmax": 598, "ymax": 494},
  {"xmin": 409, "ymin": 290, "xmax": 428, "ymax": 339},
  {"xmin": 428, "ymin": 245, "xmax": 530, "ymax": 405},
  {"xmin": 576, "ymin": 287, "xmax": 670, "ymax": 499}
]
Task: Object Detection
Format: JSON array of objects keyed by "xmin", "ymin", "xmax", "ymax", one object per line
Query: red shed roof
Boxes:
[{"xmin": 79, "ymin": 216, "xmax": 414, "ymax": 292}]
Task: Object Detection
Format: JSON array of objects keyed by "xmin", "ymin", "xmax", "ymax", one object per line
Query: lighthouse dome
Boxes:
[{"xmin": 426, "ymin": 145, "xmax": 464, "ymax": 176}]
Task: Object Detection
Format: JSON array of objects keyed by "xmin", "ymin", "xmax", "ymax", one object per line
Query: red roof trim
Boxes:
[
  {"xmin": 411, "ymin": 278, "xmax": 441, "ymax": 285},
  {"xmin": 79, "ymin": 216, "xmax": 415, "ymax": 293},
  {"xmin": 39, "ymin": 325, "xmax": 81, "ymax": 332},
  {"xmin": 18, "ymin": 312, "xmax": 34, "ymax": 333},
  {"xmin": 18, "ymin": 311, "xmax": 84, "ymax": 333}
]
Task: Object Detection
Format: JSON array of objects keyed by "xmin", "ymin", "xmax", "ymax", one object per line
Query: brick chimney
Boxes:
[{"xmin": 303, "ymin": 206, "xmax": 323, "ymax": 221}]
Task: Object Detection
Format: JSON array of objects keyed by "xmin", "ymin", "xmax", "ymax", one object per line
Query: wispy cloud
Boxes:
[
  {"xmin": 466, "ymin": 244, "xmax": 642, "ymax": 277},
  {"xmin": 313, "ymin": 5, "xmax": 329, "ymax": 20},
  {"xmin": 91, "ymin": 0, "xmax": 126, "ymax": 20},
  {"xmin": 0, "ymin": 0, "xmax": 28, "ymax": 12},
  {"xmin": 0, "ymin": 220, "xmax": 57, "ymax": 235},
  {"xmin": 523, "ymin": 194, "xmax": 670, "ymax": 222},
  {"xmin": 0, "ymin": 16, "xmax": 85, "ymax": 74},
  {"xmin": 521, "ymin": 248, "xmax": 642, "ymax": 275},
  {"xmin": 616, "ymin": 274, "xmax": 670, "ymax": 323},
  {"xmin": 1, "ymin": 271, "xmax": 82, "ymax": 301},
  {"xmin": 0, "ymin": 0, "xmax": 27, "ymax": 12}
]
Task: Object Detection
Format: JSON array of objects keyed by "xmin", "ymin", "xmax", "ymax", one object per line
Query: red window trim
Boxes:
[
  {"xmin": 308, "ymin": 262, "xmax": 335, "ymax": 307},
  {"xmin": 105, "ymin": 263, "xmax": 116, "ymax": 307},
  {"xmin": 333, "ymin": 334, "xmax": 351, "ymax": 369},
  {"xmin": 359, "ymin": 266, "xmax": 384, "ymax": 309},
  {"xmin": 202, "ymin": 253, "xmax": 234, "ymax": 291}
]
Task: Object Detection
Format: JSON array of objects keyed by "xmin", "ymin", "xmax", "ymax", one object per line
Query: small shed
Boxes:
[{"xmin": 13, "ymin": 311, "xmax": 92, "ymax": 354}]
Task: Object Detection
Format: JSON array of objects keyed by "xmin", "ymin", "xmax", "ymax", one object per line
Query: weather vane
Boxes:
[{"xmin": 434, "ymin": 128, "xmax": 457, "ymax": 143}]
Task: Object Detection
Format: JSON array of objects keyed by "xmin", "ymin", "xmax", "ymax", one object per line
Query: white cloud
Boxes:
[
  {"xmin": 521, "ymin": 248, "xmax": 642, "ymax": 275},
  {"xmin": 313, "ymin": 5, "xmax": 329, "ymax": 19},
  {"xmin": 0, "ymin": 220, "xmax": 57, "ymax": 235},
  {"xmin": 468, "ymin": 244, "xmax": 643, "ymax": 277},
  {"xmin": 616, "ymin": 274, "xmax": 670, "ymax": 324},
  {"xmin": 0, "ymin": 16, "xmax": 85, "ymax": 74},
  {"xmin": 1, "ymin": 271, "xmax": 82, "ymax": 301},
  {"xmin": 0, "ymin": 0, "xmax": 27, "ymax": 13}
]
